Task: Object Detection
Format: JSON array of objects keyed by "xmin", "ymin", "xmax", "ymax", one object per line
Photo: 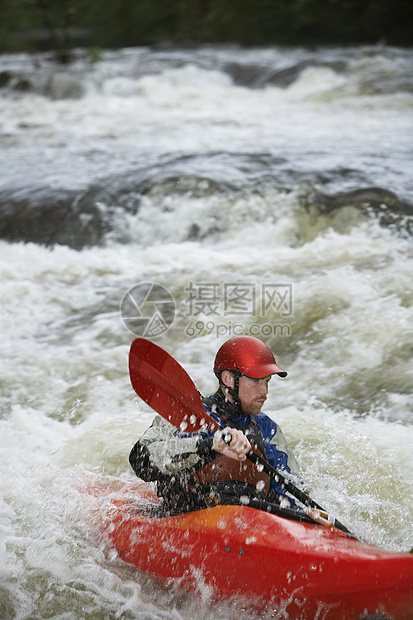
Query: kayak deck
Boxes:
[{"xmin": 85, "ymin": 479, "xmax": 413, "ymax": 620}]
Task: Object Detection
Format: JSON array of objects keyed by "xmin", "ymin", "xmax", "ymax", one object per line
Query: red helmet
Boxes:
[{"xmin": 214, "ymin": 336, "xmax": 287, "ymax": 379}]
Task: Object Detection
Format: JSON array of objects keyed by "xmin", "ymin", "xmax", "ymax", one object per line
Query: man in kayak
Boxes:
[{"xmin": 129, "ymin": 336, "xmax": 300, "ymax": 515}]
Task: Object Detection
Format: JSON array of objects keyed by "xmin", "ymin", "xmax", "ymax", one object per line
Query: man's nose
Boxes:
[{"xmin": 258, "ymin": 379, "xmax": 269, "ymax": 394}]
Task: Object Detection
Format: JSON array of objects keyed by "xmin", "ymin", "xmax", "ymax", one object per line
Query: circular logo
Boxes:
[{"xmin": 121, "ymin": 282, "xmax": 175, "ymax": 337}]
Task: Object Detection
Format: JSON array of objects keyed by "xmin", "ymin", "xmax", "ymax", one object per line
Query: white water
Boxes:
[{"xmin": 1, "ymin": 45, "xmax": 413, "ymax": 619}]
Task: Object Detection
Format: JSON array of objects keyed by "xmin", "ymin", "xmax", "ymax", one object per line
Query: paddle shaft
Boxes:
[{"xmin": 221, "ymin": 430, "xmax": 353, "ymax": 535}]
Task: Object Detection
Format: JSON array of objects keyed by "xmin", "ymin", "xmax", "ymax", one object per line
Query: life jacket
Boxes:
[{"xmin": 189, "ymin": 396, "xmax": 271, "ymax": 497}]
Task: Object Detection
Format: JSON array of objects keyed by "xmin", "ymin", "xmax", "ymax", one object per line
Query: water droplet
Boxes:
[{"xmin": 256, "ymin": 480, "xmax": 265, "ymax": 492}]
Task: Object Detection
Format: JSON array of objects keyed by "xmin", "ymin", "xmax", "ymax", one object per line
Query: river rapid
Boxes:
[{"xmin": 1, "ymin": 44, "xmax": 413, "ymax": 619}]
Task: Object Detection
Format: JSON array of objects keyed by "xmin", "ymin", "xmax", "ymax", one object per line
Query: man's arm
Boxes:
[
  {"xmin": 129, "ymin": 414, "xmax": 252, "ymax": 482},
  {"xmin": 129, "ymin": 415, "xmax": 213, "ymax": 481}
]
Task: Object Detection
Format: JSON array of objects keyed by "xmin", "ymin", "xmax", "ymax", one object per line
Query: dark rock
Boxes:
[
  {"xmin": 0, "ymin": 71, "xmax": 13, "ymax": 88},
  {"xmin": 0, "ymin": 182, "xmax": 141, "ymax": 249}
]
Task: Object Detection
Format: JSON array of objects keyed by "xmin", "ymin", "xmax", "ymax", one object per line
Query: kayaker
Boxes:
[{"xmin": 129, "ymin": 336, "xmax": 301, "ymax": 515}]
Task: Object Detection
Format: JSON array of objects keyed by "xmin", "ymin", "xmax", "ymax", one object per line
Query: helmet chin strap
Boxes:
[{"xmin": 219, "ymin": 371, "xmax": 243, "ymax": 416}]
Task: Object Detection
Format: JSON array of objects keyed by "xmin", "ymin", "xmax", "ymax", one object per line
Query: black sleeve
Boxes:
[
  {"xmin": 128, "ymin": 441, "xmax": 188, "ymax": 502},
  {"xmin": 196, "ymin": 436, "xmax": 215, "ymax": 457},
  {"xmin": 129, "ymin": 436, "xmax": 217, "ymax": 487},
  {"xmin": 129, "ymin": 441, "xmax": 165, "ymax": 482},
  {"xmin": 129, "ymin": 436, "xmax": 216, "ymax": 479},
  {"xmin": 129, "ymin": 436, "xmax": 220, "ymax": 505}
]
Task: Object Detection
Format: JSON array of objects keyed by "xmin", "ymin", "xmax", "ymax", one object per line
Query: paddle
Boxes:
[
  {"xmin": 129, "ymin": 337, "xmax": 219, "ymax": 434},
  {"xmin": 129, "ymin": 337, "xmax": 354, "ymax": 535}
]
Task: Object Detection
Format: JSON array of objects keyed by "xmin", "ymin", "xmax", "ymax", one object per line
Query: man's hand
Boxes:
[{"xmin": 213, "ymin": 427, "xmax": 251, "ymax": 462}]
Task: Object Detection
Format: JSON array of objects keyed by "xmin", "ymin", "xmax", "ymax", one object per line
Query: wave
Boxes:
[
  {"xmin": 0, "ymin": 150, "xmax": 411, "ymax": 248},
  {"xmin": 1, "ymin": 45, "xmax": 413, "ymax": 101}
]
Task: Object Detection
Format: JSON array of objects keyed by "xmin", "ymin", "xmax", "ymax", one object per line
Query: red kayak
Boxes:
[{"xmin": 85, "ymin": 478, "xmax": 413, "ymax": 620}]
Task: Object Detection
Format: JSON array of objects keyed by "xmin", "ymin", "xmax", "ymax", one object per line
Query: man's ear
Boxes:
[{"xmin": 220, "ymin": 370, "xmax": 234, "ymax": 389}]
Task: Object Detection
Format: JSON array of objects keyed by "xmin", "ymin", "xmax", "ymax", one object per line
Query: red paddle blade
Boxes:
[{"xmin": 129, "ymin": 338, "xmax": 219, "ymax": 433}]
